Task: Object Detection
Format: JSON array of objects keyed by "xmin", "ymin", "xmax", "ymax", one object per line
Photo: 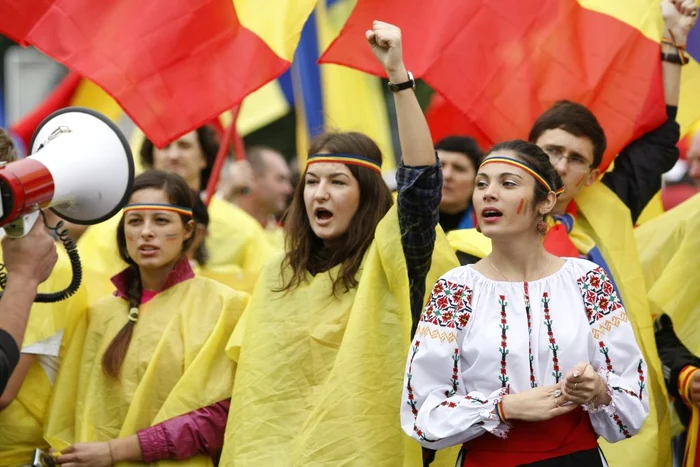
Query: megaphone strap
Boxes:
[{"xmin": 123, "ymin": 203, "xmax": 193, "ymax": 216}]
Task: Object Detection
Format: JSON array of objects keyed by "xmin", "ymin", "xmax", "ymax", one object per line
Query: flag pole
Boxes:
[{"xmin": 204, "ymin": 105, "xmax": 242, "ymax": 206}]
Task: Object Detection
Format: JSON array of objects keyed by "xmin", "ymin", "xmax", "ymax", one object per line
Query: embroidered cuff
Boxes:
[
  {"xmin": 480, "ymin": 388, "xmax": 510, "ymax": 439},
  {"xmin": 583, "ymin": 368, "xmax": 615, "ymax": 415},
  {"xmin": 137, "ymin": 425, "xmax": 170, "ymax": 463}
]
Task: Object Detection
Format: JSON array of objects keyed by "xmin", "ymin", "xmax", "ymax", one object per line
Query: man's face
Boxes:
[
  {"xmin": 151, "ymin": 131, "xmax": 207, "ymax": 190},
  {"xmin": 258, "ymin": 151, "xmax": 293, "ymax": 216},
  {"xmin": 535, "ymin": 129, "xmax": 600, "ymax": 210}
]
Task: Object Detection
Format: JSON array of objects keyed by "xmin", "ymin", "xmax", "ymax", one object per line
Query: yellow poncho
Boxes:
[
  {"xmin": 447, "ymin": 182, "xmax": 671, "ymax": 467},
  {"xmin": 44, "ymin": 275, "xmax": 248, "ymax": 467},
  {"xmin": 219, "ymin": 205, "xmax": 460, "ymax": 466},
  {"xmin": 0, "ymin": 247, "xmax": 87, "ymax": 466},
  {"xmin": 635, "ymin": 193, "xmax": 700, "ymax": 439},
  {"xmin": 77, "ymin": 197, "xmax": 272, "ymax": 302}
]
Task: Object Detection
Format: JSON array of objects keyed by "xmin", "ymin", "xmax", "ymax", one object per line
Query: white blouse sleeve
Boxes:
[
  {"xmin": 577, "ymin": 266, "xmax": 649, "ymax": 442},
  {"xmin": 400, "ymin": 277, "xmax": 509, "ymax": 450}
]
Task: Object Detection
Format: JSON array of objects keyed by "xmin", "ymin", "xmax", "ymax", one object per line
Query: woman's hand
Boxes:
[
  {"xmin": 366, "ymin": 21, "xmax": 406, "ymax": 81},
  {"xmin": 54, "ymin": 442, "xmax": 112, "ymax": 467},
  {"xmin": 501, "ymin": 383, "xmax": 578, "ymax": 422},
  {"xmin": 561, "ymin": 362, "xmax": 601, "ymax": 405}
]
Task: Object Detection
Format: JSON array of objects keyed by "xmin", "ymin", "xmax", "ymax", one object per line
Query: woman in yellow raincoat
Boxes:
[
  {"xmin": 45, "ymin": 170, "xmax": 248, "ymax": 466},
  {"xmin": 219, "ymin": 21, "xmax": 459, "ymax": 466},
  {"xmin": 77, "ymin": 125, "xmax": 273, "ymax": 303}
]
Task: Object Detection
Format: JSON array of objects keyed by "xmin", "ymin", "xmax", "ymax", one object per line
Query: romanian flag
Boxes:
[
  {"xmin": 320, "ymin": 0, "xmax": 671, "ymax": 171},
  {"xmin": 0, "ymin": 0, "xmax": 317, "ymax": 147},
  {"xmin": 292, "ymin": 0, "xmax": 395, "ymax": 171}
]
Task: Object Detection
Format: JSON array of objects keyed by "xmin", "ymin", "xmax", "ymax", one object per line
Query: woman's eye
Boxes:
[
  {"xmin": 127, "ymin": 218, "xmax": 140, "ymax": 225},
  {"xmin": 503, "ymin": 180, "xmax": 517, "ymax": 187},
  {"xmin": 475, "ymin": 181, "xmax": 487, "ymax": 188},
  {"xmin": 305, "ymin": 179, "xmax": 318, "ymax": 185},
  {"xmin": 332, "ymin": 180, "xmax": 345, "ymax": 185}
]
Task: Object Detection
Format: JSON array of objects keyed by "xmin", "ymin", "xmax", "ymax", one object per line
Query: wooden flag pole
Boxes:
[{"xmin": 204, "ymin": 106, "xmax": 242, "ymax": 206}]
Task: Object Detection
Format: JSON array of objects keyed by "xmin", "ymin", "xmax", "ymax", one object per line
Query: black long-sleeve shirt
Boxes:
[
  {"xmin": 654, "ymin": 314, "xmax": 700, "ymax": 428},
  {"xmin": 601, "ymin": 106, "xmax": 680, "ymax": 223},
  {"xmin": 0, "ymin": 328, "xmax": 20, "ymax": 395}
]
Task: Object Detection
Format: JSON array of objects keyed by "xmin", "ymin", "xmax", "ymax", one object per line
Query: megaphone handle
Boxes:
[{"xmin": 4, "ymin": 210, "xmax": 40, "ymax": 238}]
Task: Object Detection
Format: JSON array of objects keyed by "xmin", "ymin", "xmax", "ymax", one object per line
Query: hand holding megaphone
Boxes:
[{"xmin": 1, "ymin": 216, "xmax": 57, "ymax": 286}]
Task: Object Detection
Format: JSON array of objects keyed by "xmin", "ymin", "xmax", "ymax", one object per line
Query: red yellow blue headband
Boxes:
[
  {"xmin": 307, "ymin": 153, "xmax": 382, "ymax": 174},
  {"xmin": 479, "ymin": 156, "xmax": 565, "ymax": 196},
  {"xmin": 123, "ymin": 203, "xmax": 193, "ymax": 216}
]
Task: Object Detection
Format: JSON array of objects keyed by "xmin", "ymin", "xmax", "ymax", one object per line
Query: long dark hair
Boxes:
[
  {"xmin": 139, "ymin": 125, "xmax": 220, "ymax": 189},
  {"xmin": 102, "ymin": 170, "xmax": 195, "ymax": 379},
  {"xmin": 279, "ymin": 132, "xmax": 393, "ymax": 295}
]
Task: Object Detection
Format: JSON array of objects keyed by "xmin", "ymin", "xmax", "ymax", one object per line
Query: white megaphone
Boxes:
[{"xmin": 0, "ymin": 107, "xmax": 134, "ymax": 237}]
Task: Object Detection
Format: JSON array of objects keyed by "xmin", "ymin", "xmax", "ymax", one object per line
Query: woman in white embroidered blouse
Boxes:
[{"xmin": 402, "ymin": 140, "xmax": 648, "ymax": 467}]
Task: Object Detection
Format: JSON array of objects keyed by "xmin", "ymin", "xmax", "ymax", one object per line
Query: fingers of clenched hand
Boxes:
[{"xmin": 679, "ymin": 0, "xmax": 697, "ymax": 16}]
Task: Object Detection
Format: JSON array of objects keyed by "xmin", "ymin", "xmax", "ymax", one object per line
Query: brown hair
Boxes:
[
  {"xmin": 102, "ymin": 170, "xmax": 195, "ymax": 379},
  {"xmin": 0, "ymin": 128, "xmax": 18, "ymax": 163},
  {"xmin": 279, "ymin": 132, "xmax": 393, "ymax": 295},
  {"xmin": 528, "ymin": 100, "xmax": 607, "ymax": 168},
  {"xmin": 139, "ymin": 125, "xmax": 220, "ymax": 189}
]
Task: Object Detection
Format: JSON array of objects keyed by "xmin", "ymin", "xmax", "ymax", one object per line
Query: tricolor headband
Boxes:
[
  {"xmin": 307, "ymin": 153, "xmax": 382, "ymax": 174},
  {"xmin": 123, "ymin": 203, "xmax": 193, "ymax": 216},
  {"xmin": 479, "ymin": 156, "xmax": 565, "ymax": 196}
]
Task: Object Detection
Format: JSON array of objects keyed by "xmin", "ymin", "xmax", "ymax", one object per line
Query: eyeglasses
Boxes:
[{"xmin": 545, "ymin": 150, "xmax": 593, "ymax": 173}]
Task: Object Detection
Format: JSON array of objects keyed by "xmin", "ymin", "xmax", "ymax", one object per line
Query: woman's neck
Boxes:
[
  {"xmin": 488, "ymin": 233, "xmax": 551, "ymax": 282},
  {"xmin": 139, "ymin": 260, "xmax": 178, "ymax": 291}
]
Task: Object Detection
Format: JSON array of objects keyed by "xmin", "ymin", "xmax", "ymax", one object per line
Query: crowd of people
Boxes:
[{"xmin": 0, "ymin": 2, "xmax": 699, "ymax": 466}]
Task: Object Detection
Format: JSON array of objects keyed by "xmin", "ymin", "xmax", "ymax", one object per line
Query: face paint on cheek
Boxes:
[
  {"xmin": 516, "ymin": 198, "xmax": 526, "ymax": 215},
  {"xmin": 164, "ymin": 233, "xmax": 179, "ymax": 239}
]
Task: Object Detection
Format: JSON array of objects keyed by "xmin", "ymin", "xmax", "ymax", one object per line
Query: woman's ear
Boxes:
[
  {"xmin": 184, "ymin": 219, "xmax": 196, "ymax": 241},
  {"xmin": 538, "ymin": 191, "xmax": 558, "ymax": 216}
]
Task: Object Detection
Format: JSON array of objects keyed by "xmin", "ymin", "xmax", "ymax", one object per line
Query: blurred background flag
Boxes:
[
  {"xmin": 291, "ymin": 0, "xmax": 395, "ymax": 171},
  {"xmin": 0, "ymin": 0, "xmax": 317, "ymax": 147}
]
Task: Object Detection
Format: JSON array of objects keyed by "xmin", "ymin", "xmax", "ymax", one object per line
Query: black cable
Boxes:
[{"xmin": 0, "ymin": 212, "xmax": 82, "ymax": 303}]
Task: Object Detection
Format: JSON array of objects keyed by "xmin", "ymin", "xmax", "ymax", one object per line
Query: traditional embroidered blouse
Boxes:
[{"xmin": 401, "ymin": 258, "xmax": 649, "ymax": 450}]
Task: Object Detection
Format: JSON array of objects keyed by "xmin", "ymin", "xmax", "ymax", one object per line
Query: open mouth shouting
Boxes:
[
  {"xmin": 481, "ymin": 207, "xmax": 503, "ymax": 223},
  {"xmin": 314, "ymin": 207, "xmax": 334, "ymax": 226}
]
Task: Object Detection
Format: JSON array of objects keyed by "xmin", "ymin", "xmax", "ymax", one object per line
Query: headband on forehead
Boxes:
[
  {"xmin": 307, "ymin": 153, "xmax": 382, "ymax": 174},
  {"xmin": 123, "ymin": 203, "xmax": 193, "ymax": 216},
  {"xmin": 479, "ymin": 156, "xmax": 565, "ymax": 196}
]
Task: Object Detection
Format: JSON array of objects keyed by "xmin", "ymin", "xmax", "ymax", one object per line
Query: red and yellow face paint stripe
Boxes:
[
  {"xmin": 479, "ymin": 156, "xmax": 565, "ymax": 196},
  {"xmin": 307, "ymin": 153, "xmax": 382, "ymax": 174},
  {"xmin": 123, "ymin": 203, "xmax": 193, "ymax": 217},
  {"xmin": 679, "ymin": 365, "xmax": 700, "ymax": 466}
]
